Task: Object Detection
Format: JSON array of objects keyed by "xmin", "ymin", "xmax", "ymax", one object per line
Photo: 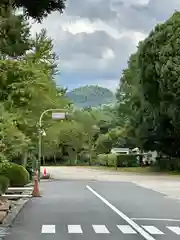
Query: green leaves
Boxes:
[
  {"xmin": 1, "ymin": 0, "xmax": 66, "ymax": 22},
  {"xmin": 115, "ymin": 12, "xmax": 180, "ymax": 159}
]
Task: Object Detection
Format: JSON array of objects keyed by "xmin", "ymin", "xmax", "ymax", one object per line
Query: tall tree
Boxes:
[
  {"xmin": 137, "ymin": 11, "xmax": 180, "ymax": 157},
  {"xmin": 0, "ymin": 7, "xmax": 31, "ymax": 57},
  {"xmin": 1, "ymin": 0, "xmax": 66, "ymax": 22}
]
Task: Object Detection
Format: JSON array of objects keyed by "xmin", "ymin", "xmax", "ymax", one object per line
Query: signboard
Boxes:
[{"xmin": 52, "ymin": 112, "xmax": 66, "ymax": 120}]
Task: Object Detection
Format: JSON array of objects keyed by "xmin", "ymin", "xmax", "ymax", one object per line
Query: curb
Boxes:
[
  {"xmin": 2, "ymin": 198, "xmax": 30, "ymax": 228},
  {"xmin": 2, "ymin": 185, "xmax": 33, "ymax": 228}
]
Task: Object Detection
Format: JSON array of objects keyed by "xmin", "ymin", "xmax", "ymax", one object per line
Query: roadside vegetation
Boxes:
[{"xmin": 1, "ymin": 1, "xmax": 180, "ymax": 193}]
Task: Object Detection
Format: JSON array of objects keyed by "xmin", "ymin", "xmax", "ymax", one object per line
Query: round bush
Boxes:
[
  {"xmin": 0, "ymin": 176, "xmax": 10, "ymax": 195},
  {"xmin": 0, "ymin": 163, "xmax": 29, "ymax": 187}
]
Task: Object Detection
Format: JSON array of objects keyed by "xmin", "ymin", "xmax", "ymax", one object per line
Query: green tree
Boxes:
[
  {"xmin": 1, "ymin": 0, "xmax": 66, "ymax": 22},
  {"xmin": 95, "ymin": 134, "xmax": 112, "ymax": 154},
  {"xmin": 0, "ymin": 7, "xmax": 31, "ymax": 58},
  {"xmin": 0, "ymin": 104, "xmax": 30, "ymax": 162},
  {"xmin": 58, "ymin": 121, "xmax": 85, "ymax": 164},
  {"xmin": 137, "ymin": 11, "xmax": 180, "ymax": 158}
]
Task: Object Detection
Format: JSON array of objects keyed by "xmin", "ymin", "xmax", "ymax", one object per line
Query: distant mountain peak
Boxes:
[{"xmin": 66, "ymin": 85, "xmax": 115, "ymax": 108}]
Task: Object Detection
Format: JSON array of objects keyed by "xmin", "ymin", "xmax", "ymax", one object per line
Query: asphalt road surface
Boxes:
[{"xmin": 3, "ymin": 178, "xmax": 180, "ymax": 240}]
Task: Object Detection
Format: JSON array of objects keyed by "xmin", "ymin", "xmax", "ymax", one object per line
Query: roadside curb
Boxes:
[
  {"xmin": 2, "ymin": 198, "xmax": 30, "ymax": 228},
  {"xmin": 2, "ymin": 184, "xmax": 33, "ymax": 228}
]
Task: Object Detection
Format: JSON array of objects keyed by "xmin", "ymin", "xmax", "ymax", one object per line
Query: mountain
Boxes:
[{"xmin": 66, "ymin": 85, "xmax": 116, "ymax": 108}]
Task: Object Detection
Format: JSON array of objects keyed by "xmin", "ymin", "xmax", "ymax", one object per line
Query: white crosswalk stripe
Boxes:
[
  {"xmin": 41, "ymin": 224, "xmax": 180, "ymax": 236},
  {"xmin": 117, "ymin": 225, "xmax": 137, "ymax": 234},
  {"xmin": 68, "ymin": 225, "xmax": 83, "ymax": 233},
  {"xmin": 142, "ymin": 226, "xmax": 164, "ymax": 235},
  {"xmin": 92, "ymin": 225, "xmax": 110, "ymax": 233},
  {"xmin": 167, "ymin": 226, "xmax": 180, "ymax": 235},
  {"xmin": 41, "ymin": 225, "xmax": 56, "ymax": 234}
]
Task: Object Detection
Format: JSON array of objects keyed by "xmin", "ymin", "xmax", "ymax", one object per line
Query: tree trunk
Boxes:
[
  {"xmin": 42, "ymin": 156, "xmax": 45, "ymax": 166},
  {"xmin": 75, "ymin": 153, "xmax": 78, "ymax": 165},
  {"xmin": 53, "ymin": 154, "xmax": 56, "ymax": 165},
  {"xmin": 21, "ymin": 151, "xmax": 27, "ymax": 167}
]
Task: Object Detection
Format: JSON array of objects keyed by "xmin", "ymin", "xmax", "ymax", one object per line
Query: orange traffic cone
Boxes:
[
  {"xmin": 32, "ymin": 170, "xmax": 41, "ymax": 197},
  {"xmin": 43, "ymin": 167, "xmax": 47, "ymax": 176}
]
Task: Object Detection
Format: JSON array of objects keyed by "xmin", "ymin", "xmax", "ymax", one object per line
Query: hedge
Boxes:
[
  {"xmin": 116, "ymin": 154, "xmax": 138, "ymax": 167},
  {"xmin": 0, "ymin": 176, "xmax": 10, "ymax": 195},
  {"xmin": 97, "ymin": 153, "xmax": 117, "ymax": 167},
  {"xmin": 96, "ymin": 153, "xmax": 138, "ymax": 168},
  {"xmin": 107, "ymin": 154, "xmax": 117, "ymax": 167},
  {"xmin": 0, "ymin": 163, "xmax": 29, "ymax": 187},
  {"xmin": 97, "ymin": 154, "xmax": 108, "ymax": 166}
]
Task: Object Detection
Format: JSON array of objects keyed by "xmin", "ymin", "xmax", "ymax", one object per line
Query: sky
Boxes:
[{"xmin": 31, "ymin": 0, "xmax": 180, "ymax": 92}]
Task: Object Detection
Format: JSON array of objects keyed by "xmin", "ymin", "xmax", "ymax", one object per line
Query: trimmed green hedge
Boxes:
[
  {"xmin": 0, "ymin": 163, "xmax": 29, "ymax": 187},
  {"xmin": 116, "ymin": 154, "xmax": 138, "ymax": 167},
  {"xmin": 0, "ymin": 176, "xmax": 10, "ymax": 195},
  {"xmin": 97, "ymin": 153, "xmax": 117, "ymax": 167},
  {"xmin": 107, "ymin": 154, "xmax": 117, "ymax": 167},
  {"xmin": 97, "ymin": 154, "xmax": 108, "ymax": 166}
]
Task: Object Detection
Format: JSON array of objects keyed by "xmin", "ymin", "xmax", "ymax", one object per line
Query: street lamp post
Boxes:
[{"xmin": 37, "ymin": 108, "xmax": 70, "ymax": 181}]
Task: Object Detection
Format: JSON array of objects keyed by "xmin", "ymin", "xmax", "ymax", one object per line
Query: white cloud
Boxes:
[{"xmin": 30, "ymin": 0, "xmax": 179, "ymax": 92}]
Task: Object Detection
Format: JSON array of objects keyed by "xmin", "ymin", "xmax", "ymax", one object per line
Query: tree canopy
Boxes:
[
  {"xmin": 1, "ymin": 0, "xmax": 66, "ymax": 22},
  {"xmin": 116, "ymin": 11, "xmax": 180, "ymax": 169}
]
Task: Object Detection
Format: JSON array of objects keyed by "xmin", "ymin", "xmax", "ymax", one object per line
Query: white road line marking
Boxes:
[
  {"xmin": 167, "ymin": 226, "xmax": 180, "ymax": 235},
  {"xmin": 68, "ymin": 225, "xmax": 83, "ymax": 233},
  {"xmin": 86, "ymin": 185, "xmax": 156, "ymax": 240},
  {"xmin": 41, "ymin": 225, "xmax": 56, "ymax": 234},
  {"xmin": 117, "ymin": 225, "xmax": 137, "ymax": 234},
  {"xmin": 142, "ymin": 226, "xmax": 164, "ymax": 235},
  {"xmin": 132, "ymin": 217, "xmax": 180, "ymax": 222},
  {"xmin": 92, "ymin": 225, "xmax": 110, "ymax": 233}
]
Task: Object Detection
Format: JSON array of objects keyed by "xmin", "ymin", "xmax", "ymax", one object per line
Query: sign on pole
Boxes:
[{"xmin": 52, "ymin": 112, "xmax": 66, "ymax": 120}]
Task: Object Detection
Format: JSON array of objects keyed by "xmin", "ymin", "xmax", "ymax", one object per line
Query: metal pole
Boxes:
[
  {"xmin": 37, "ymin": 108, "xmax": 70, "ymax": 182},
  {"xmin": 37, "ymin": 126, "xmax": 42, "ymax": 182}
]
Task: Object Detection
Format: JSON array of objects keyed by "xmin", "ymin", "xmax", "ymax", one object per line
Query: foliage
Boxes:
[
  {"xmin": 97, "ymin": 154, "xmax": 108, "ymax": 166},
  {"xmin": 115, "ymin": 12, "xmax": 180, "ymax": 171},
  {"xmin": 116, "ymin": 154, "xmax": 137, "ymax": 167},
  {"xmin": 0, "ymin": 162, "xmax": 29, "ymax": 187},
  {"xmin": 0, "ymin": 175, "xmax": 10, "ymax": 195},
  {"xmin": 66, "ymin": 85, "xmax": 116, "ymax": 108},
  {"xmin": 107, "ymin": 153, "xmax": 117, "ymax": 167},
  {"xmin": 0, "ymin": 153, "xmax": 8, "ymax": 163},
  {"xmin": 96, "ymin": 153, "xmax": 117, "ymax": 167},
  {"xmin": 136, "ymin": 12, "xmax": 180, "ymax": 158},
  {"xmin": 95, "ymin": 134, "xmax": 112, "ymax": 154},
  {"xmin": 0, "ymin": 104, "xmax": 30, "ymax": 160},
  {"xmin": 0, "ymin": 10, "xmax": 31, "ymax": 57},
  {"xmin": 0, "ymin": 0, "xmax": 66, "ymax": 22},
  {"xmin": 0, "ymin": 7, "xmax": 69, "ymax": 166}
]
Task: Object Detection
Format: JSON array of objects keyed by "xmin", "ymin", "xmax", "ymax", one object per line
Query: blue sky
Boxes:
[{"xmin": 31, "ymin": 0, "xmax": 180, "ymax": 92}]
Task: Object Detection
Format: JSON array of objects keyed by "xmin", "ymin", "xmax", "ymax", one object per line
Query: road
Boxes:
[{"xmin": 3, "ymin": 167, "xmax": 180, "ymax": 240}]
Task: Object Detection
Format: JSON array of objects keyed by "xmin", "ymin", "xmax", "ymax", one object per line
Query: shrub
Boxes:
[
  {"xmin": 0, "ymin": 163, "xmax": 29, "ymax": 187},
  {"xmin": 0, "ymin": 153, "xmax": 8, "ymax": 163},
  {"xmin": 78, "ymin": 151, "xmax": 90, "ymax": 163},
  {"xmin": 107, "ymin": 153, "xmax": 117, "ymax": 167},
  {"xmin": 97, "ymin": 154, "xmax": 108, "ymax": 166},
  {"xmin": 117, "ymin": 154, "xmax": 137, "ymax": 167},
  {"xmin": 0, "ymin": 176, "xmax": 10, "ymax": 195}
]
